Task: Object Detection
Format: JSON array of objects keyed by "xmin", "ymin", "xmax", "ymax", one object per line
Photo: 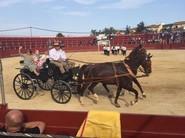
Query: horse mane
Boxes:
[{"xmin": 126, "ymin": 45, "xmax": 147, "ymax": 60}]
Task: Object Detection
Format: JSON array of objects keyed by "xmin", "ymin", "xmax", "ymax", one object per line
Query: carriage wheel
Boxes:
[
  {"xmin": 13, "ymin": 73, "xmax": 34, "ymax": 100},
  {"xmin": 51, "ymin": 80, "xmax": 72, "ymax": 104},
  {"xmin": 37, "ymin": 78, "xmax": 54, "ymax": 90}
]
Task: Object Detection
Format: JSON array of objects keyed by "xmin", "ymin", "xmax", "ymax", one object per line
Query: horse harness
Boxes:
[{"xmin": 80, "ymin": 62, "xmax": 136, "ymax": 84}]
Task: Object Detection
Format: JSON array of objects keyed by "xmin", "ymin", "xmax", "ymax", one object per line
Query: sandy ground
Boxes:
[{"xmin": 1, "ymin": 50, "xmax": 185, "ymax": 116}]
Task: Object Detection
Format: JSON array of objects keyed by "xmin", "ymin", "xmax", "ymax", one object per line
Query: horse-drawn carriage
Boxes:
[
  {"xmin": 13, "ymin": 45, "xmax": 152, "ymax": 107},
  {"xmin": 13, "ymin": 59, "xmax": 79, "ymax": 104}
]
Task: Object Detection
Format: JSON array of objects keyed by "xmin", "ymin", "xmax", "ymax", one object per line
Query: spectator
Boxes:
[
  {"xmin": 103, "ymin": 46, "xmax": 110, "ymax": 56},
  {"xmin": 121, "ymin": 46, "xmax": 127, "ymax": 56},
  {"xmin": 0, "ymin": 110, "xmax": 45, "ymax": 134}
]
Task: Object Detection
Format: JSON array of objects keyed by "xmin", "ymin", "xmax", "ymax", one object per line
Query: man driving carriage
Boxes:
[{"xmin": 49, "ymin": 41, "xmax": 75, "ymax": 74}]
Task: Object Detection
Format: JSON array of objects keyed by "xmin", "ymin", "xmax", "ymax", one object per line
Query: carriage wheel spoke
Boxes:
[
  {"xmin": 23, "ymin": 90, "xmax": 27, "ymax": 98},
  {"xmin": 59, "ymin": 95, "xmax": 62, "ymax": 102},
  {"xmin": 17, "ymin": 89, "xmax": 23, "ymax": 95},
  {"xmin": 15, "ymin": 82, "xmax": 21, "ymax": 86},
  {"xmin": 63, "ymin": 93, "xmax": 70, "ymax": 99},
  {"xmin": 62, "ymin": 94, "xmax": 67, "ymax": 101},
  {"xmin": 25, "ymin": 90, "xmax": 30, "ymax": 99},
  {"xmin": 27, "ymin": 89, "xmax": 32, "ymax": 98},
  {"xmin": 55, "ymin": 93, "xmax": 60, "ymax": 101},
  {"xmin": 17, "ymin": 76, "xmax": 21, "ymax": 82},
  {"xmin": 20, "ymin": 90, "xmax": 24, "ymax": 97},
  {"xmin": 27, "ymin": 87, "xmax": 32, "ymax": 92},
  {"xmin": 15, "ymin": 87, "xmax": 21, "ymax": 92},
  {"xmin": 23, "ymin": 90, "xmax": 28, "ymax": 98},
  {"xmin": 15, "ymin": 79, "xmax": 22, "ymax": 85},
  {"xmin": 25, "ymin": 89, "xmax": 30, "ymax": 98}
]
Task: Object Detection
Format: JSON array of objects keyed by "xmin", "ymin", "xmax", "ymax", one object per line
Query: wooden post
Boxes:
[{"xmin": 0, "ymin": 59, "xmax": 6, "ymax": 105}]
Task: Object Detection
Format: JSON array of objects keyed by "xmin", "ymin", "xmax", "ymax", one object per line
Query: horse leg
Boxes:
[
  {"xmin": 88, "ymin": 82, "xmax": 99, "ymax": 102},
  {"xmin": 79, "ymin": 83, "xmax": 90, "ymax": 105},
  {"xmin": 102, "ymin": 83, "xmax": 113, "ymax": 98},
  {"xmin": 133, "ymin": 77, "xmax": 146, "ymax": 98},
  {"xmin": 114, "ymin": 86, "xmax": 122, "ymax": 108},
  {"xmin": 127, "ymin": 87, "xmax": 139, "ymax": 105}
]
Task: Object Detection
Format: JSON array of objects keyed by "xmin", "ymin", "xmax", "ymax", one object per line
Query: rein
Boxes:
[
  {"xmin": 68, "ymin": 58, "xmax": 95, "ymax": 64},
  {"xmin": 68, "ymin": 58, "xmax": 123, "ymax": 64},
  {"xmin": 79, "ymin": 62, "xmax": 135, "ymax": 84},
  {"xmin": 80, "ymin": 72, "xmax": 130, "ymax": 84}
]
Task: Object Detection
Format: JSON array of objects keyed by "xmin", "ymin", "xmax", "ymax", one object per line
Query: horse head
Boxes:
[
  {"xmin": 125, "ymin": 45, "xmax": 152, "ymax": 75},
  {"xmin": 140, "ymin": 53, "xmax": 152, "ymax": 76}
]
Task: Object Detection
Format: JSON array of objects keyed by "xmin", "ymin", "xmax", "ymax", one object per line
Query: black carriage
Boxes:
[{"xmin": 13, "ymin": 60, "xmax": 79, "ymax": 104}]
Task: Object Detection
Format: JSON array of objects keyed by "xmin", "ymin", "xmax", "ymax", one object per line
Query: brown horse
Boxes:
[{"xmin": 77, "ymin": 45, "xmax": 152, "ymax": 107}]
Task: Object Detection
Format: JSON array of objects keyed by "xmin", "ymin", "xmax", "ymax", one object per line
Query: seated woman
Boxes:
[
  {"xmin": 0, "ymin": 110, "xmax": 45, "ymax": 134},
  {"xmin": 33, "ymin": 49, "xmax": 41, "ymax": 65},
  {"xmin": 36, "ymin": 51, "xmax": 49, "ymax": 71},
  {"xmin": 19, "ymin": 46, "xmax": 39, "ymax": 76}
]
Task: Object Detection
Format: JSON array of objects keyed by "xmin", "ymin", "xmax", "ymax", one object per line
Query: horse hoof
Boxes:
[
  {"xmin": 93, "ymin": 93, "xmax": 98, "ymax": 98},
  {"xmin": 93, "ymin": 94, "xmax": 99, "ymax": 102},
  {"xmin": 131, "ymin": 100, "xmax": 138, "ymax": 105},
  {"xmin": 142, "ymin": 94, "xmax": 146, "ymax": 98},
  {"xmin": 130, "ymin": 101, "xmax": 135, "ymax": 105},
  {"xmin": 115, "ymin": 103, "xmax": 121, "ymax": 108},
  {"xmin": 119, "ymin": 92, "xmax": 125, "ymax": 96}
]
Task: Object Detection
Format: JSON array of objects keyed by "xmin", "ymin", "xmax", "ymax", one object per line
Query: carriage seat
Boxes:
[{"xmin": 20, "ymin": 68, "xmax": 37, "ymax": 79}]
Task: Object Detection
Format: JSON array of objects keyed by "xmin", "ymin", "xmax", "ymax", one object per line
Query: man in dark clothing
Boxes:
[{"xmin": 0, "ymin": 110, "xmax": 45, "ymax": 134}]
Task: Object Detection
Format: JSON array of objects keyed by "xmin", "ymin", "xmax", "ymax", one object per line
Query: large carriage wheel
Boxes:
[
  {"xmin": 51, "ymin": 80, "xmax": 72, "ymax": 104},
  {"xmin": 37, "ymin": 78, "xmax": 54, "ymax": 91},
  {"xmin": 13, "ymin": 73, "xmax": 34, "ymax": 100}
]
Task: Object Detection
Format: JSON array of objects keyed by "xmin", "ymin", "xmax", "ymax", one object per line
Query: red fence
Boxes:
[
  {"xmin": 0, "ymin": 36, "xmax": 185, "ymax": 58},
  {"xmin": 1, "ymin": 105, "xmax": 185, "ymax": 138},
  {"xmin": 0, "ymin": 36, "xmax": 97, "ymax": 58}
]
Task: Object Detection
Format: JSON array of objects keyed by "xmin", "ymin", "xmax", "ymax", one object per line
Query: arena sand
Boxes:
[{"xmin": 1, "ymin": 50, "xmax": 185, "ymax": 116}]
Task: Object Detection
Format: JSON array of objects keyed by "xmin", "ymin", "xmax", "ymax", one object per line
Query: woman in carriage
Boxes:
[{"xmin": 18, "ymin": 46, "xmax": 39, "ymax": 76}]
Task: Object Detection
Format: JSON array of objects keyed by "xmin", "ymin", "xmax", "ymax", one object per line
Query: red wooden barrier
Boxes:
[
  {"xmin": 0, "ymin": 36, "xmax": 185, "ymax": 58},
  {"xmin": 0, "ymin": 104, "xmax": 185, "ymax": 138}
]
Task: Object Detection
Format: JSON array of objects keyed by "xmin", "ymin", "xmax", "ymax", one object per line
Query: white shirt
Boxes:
[
  {"xmin": 59, "ymin": 49, "xmax": 67, "ymax": 61},
  {"xmin": 106, "ymin": 47, "xmax": 110, "ymax": 51},
  {"xmin": 115, "ymin": 46, "xmax": 120, "ymax": 50},
  {"xmin": 121, "ymin": 46, "xmax": 127, "ymax": 51},
  {"xmin": 49, "ymin": 48, "xmax": 67, "ymax": 61}
]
